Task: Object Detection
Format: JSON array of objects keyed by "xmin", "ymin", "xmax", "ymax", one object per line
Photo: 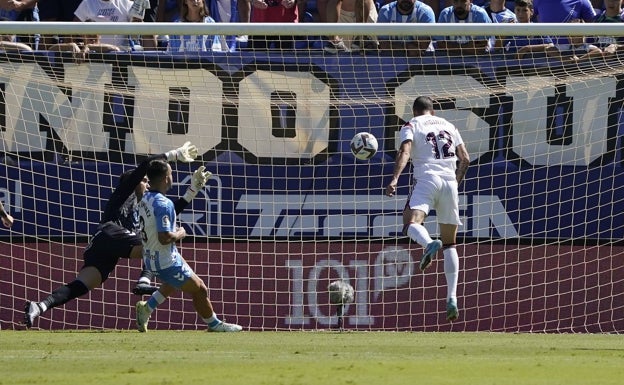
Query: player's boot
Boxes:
[
  {"xmin": 132, "ymin": 283, "xmax": 158, "ymax": 296},
  {"xmin": 209, "ymin": 322, "xmax": 243, "ymax": 332},
  {"xmin": 420, "ymin": 240, "xmax": 442, "ymax": 271},
  {"xmin": 135, "ymin": 300, "xmax": 151, "ymax": 332},
  {"xmin": 24, "ymin": 301, "xmax": 41, "ymax": 328},
  {"xmin": 446, "ymin": 298, "xmax": 459, "ymax": 321}
]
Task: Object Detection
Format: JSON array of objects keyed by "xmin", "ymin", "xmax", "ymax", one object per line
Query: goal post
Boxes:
[{"xmin": 0, "ymin": 22, "xmax": 623, "ymax": 332}]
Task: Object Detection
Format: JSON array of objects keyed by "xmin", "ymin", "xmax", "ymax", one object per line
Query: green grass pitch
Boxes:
[{"xmin": 1, "ymin": 330, "xmax": 622, "ymax": 385}]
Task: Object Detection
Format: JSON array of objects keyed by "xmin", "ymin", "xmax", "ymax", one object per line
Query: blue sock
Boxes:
[{"xmin": 147, "ymin": 290, "xmax": 166, "ymax": 311}]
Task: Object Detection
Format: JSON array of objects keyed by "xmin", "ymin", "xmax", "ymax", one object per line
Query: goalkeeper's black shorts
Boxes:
[{"xmin": 82, "ymin": 221, "xmax": 142, "ymax": 282}]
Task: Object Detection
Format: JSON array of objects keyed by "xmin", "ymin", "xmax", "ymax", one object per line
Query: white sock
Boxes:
[
  {"xmin": 406, "ymin": 222, "xmax": 433, "ymax": 248},
  {"xmin": 137, "ymin": 277, "xmax": 151, "ymax": 285},
  {"xmin": 443, "ymin": 246, "xmax": 459, "ymax": 301},
  {"xmin": 203, "ymin": 314, "xmax": 221, "ymax": 328}
]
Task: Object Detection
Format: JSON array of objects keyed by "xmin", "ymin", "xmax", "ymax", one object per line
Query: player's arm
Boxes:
[
  {"xmin": 106, "ymin": 142, "xmax": 198, "ymax": 217},
  {"xmin": 158, "ymin": 226, "xmax": 187, "ymax": 245},
  {"xmin": 154, "ymin": 200, "xmax": 187, "ymax": 244},
  {"xmin": 174, "ymin": 166, "xmax": 213, "ymax": 214},
  {"xmin": 0, "ymin": 200, "xmax": 14, "ymax": 228},
  {"xmin": 385, "ymin": 139, "xmax": 412, "ymax": 197},
  {"xmin": 455, "ymin": 143, "xmax": 470, "ymax": 184}
]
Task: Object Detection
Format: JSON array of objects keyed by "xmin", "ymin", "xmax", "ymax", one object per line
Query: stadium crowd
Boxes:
[{"xmin": 0, "ymin": 0, "xmax": 622, "ymax": 58}]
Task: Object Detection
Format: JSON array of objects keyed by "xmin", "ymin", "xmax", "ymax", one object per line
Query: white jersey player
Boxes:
[
  {"xmin": 135, "ymin": 159, "xmax": 242, "ymax": 333},
  {"xmin": 386, "ymin": 96, "xmax": 470, "ymax": 322}
]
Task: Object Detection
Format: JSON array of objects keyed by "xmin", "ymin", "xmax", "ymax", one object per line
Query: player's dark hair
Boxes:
[
  {"xmin": 118, "ymin": 169, "xmax": 135, "ymax": 187},
  {"xmin": 146, "ymin": 159, "xmax": 169, "ymax": 182},
  {"xmin": 413, "ymin": 96, "xmax": 434, "ymax": 113}
]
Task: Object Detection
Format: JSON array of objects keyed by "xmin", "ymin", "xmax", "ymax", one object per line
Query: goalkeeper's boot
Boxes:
[
  {"xmin": 24, "ymin": 301, "xmax": 41, "ymax": 328},
  {"xmin": 132, "ymin": 283, "xmax": 158, "ymax": 296},
  {"xmin": 209, "ymin": 321, "xmax": 243, "ymax": 332},
  {"xmin": 446, "ymin": 298, "xmax": 459, "ymax": 322},
  {"xmin": 135, "ymin": 301, "xmax": 151, "ymax": 332},
  {"xmin": 420, "ymin": 240, "xmax": 442, "ymax": 271}
]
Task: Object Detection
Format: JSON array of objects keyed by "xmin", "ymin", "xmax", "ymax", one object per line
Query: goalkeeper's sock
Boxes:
[
  {"xmin": 203, "ymin": 314, "xmax": 222, "ymax": 329},
  {"xmin": 40, "ymin": 280, "xmax": 89, "ymax": 311},
  {"xmin": 146, "ymin": 290, "xmax": 167, "ymax": 312},
  {"xmin": 405, "ymin": 222, "xmax": 433, "ymax": 248},
  {"xmin": 443, "ymin": 245, "xmax": 459, "ymax": 300}
]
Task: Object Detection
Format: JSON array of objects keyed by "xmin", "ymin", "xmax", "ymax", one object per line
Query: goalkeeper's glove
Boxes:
[
  {"xmin": 129, "ymin": 0, "xmax": 150, "ymax": 20},
  {"xmin": 166, "ymin": 141, "xmax": 198, "ymax": 163},
  {"xmin": 183, "ymin": 166, "xmax": 213, "ymax": 202}
]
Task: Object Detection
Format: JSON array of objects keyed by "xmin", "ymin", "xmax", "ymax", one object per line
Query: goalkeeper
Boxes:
[{"xmin": 23, "ymin": 142, "xmax": 203, "ymax": 328}]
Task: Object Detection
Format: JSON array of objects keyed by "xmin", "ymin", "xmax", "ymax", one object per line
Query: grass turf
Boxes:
[{"xmin": 1, "ymin": 331, "xmax": 623, "ymax": 385}]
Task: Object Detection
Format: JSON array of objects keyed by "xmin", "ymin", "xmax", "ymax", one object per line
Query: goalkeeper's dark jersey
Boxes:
[{"xmin": 100, "ymin": 153, "xmax": 167, "ymax": 231}]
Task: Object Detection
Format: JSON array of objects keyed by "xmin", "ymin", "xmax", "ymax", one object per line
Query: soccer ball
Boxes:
[
  {"xmin": 350, "ymin": 132, "xmax": 378, "ymax": 160},
  {"xmin": 328, "ymin": 280, "xmax": 355, "ymax": 305}
]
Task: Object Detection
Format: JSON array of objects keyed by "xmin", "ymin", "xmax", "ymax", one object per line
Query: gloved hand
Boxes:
[
  {"xmin": 129, "ymin": 0, "xmax": 151, "ymax": 20},
  {"xmin": 183, "ymin": 166, "xmax": 213, "ymax": 202},
  {"xmin": 166, "ymin": 141, "xmax": 198, "ymax": 163}
]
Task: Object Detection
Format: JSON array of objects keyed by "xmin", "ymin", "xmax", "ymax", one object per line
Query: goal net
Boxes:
[{"xmin": 0, "ymin": 21, "xmax": 623, "ymax": 332}]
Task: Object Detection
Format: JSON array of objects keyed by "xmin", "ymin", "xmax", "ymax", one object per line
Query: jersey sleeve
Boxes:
[
  {"xmin": 452, "ymin": 126, "xmax": 465, "ymax": 148},
  {"xmin": 100, "ymin": 153, "xmax": 167, "ymax": 223},
  {"xmin": 399, "ymin": 122, "xmax": 415, "ymax": 144}
]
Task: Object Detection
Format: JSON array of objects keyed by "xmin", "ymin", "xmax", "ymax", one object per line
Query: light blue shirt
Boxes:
[
  {"xmin": 377, "ymin": 1, "xmax": 436, "ymax": 41},
  {"xmin": 437, "ymin": 5, "xmax": 492, "ymax": 49},
  {"xmin": 138, "ymin": 190, "xmax": 181, "ymax": 271},
  {"xmin": 167, "ymin": 16, "xmax": 219, "ymax": 52},
  {"xmin": 487, "ymin": 8, "xmax": 517, "ymax": 23}
]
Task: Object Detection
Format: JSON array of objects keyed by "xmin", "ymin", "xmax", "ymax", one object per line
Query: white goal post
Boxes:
[{"xmin": 0, "ymin": 21, "xmax": 623, "ymax": 333}]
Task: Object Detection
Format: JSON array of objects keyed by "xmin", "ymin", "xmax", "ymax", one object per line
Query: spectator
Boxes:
[
  {"xmin": 484, "ymin": 0, "xmax": 516, "ymax": 22},
  {"xmin": 167, "ymin": 0, "xmax": 229, "ymax": 52},
  {"xmin": 246, "ymin": 0, "xmax": 301, "ymax": 50},
  {"xmin": 37, "ymin": 0, "xmax": 83, "ymax": 50},
  {"xmin": 591, "ymin": 0, "xmax": 624, "ymax": 49},
  {"xmin": 73, "ymin": 0, "xmax": 157, "ymax": 51},
  {"xmin": 0, "ymin": 0, "xmax": 39, "ymax": 49},
  {"xmin": 436, "ymin": 0, "xmax": 492, "ymax": 56},
  {"xmin": 482, "ymin": 0, "xmax": 516, "ymax": 52},
  {"xmin": 376, "ymin": 0, "xmax": 436, "ymax": 57},
  {"xmin": 533, "ymin": 0, "xmax": 596, "ymax": 47},
  {"xmin": 209, "ymin": 0, "xmax": 241, "ymax": 51},
  {"xmin": 149, "ymin": 0, "xmax": 183, "ymax": 50},
  {"xmin": 0, "ymin": 33, "xmax": 33, "ymax": 52},
  {"xmin": 236, "ymin": 0, "xmax": 251, "ymax": 43},
  {"xmin": 324, "ymin": 0, "xmax": 379, "ymax": 53},
  {"xmin": 533, "ymin": 0, "xmax": 596, "ymax": 22},
  {"xmin": 502, "ymin": 0, "xmax": 553, "ymax": 58},
  {"xmin": 545, "ymin": 19, "xmax": 603, "ymax": 61}
]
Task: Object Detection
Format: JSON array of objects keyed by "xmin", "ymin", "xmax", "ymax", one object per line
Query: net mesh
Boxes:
[{"xmin": 0, "ymin": 22, "xmax": 623, "ymax": 332}]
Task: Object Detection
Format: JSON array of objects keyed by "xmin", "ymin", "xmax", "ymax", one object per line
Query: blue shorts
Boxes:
[{"xmin": 153, "ymin": 258, "xmax": 194, "ymax": 289}]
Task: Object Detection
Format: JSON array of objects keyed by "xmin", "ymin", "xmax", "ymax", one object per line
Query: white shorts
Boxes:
[{"xmin": 407, "ymin": 174, "xmax": 462, "ymax": 226}]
